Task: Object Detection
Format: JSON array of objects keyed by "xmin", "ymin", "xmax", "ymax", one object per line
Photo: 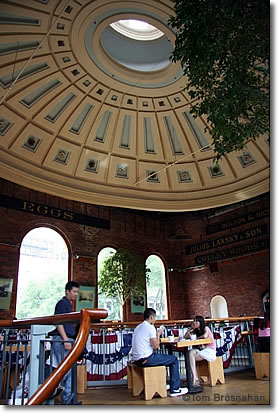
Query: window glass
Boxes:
[
  {"xmin": 98, "ymin": 247, "xmax": 122, "ymax": 321},
  {"xmin": 146, "ymin": 255, "xmax": 168, "ymax": 319},
  {"xmin": 16, "ymin": 227, "xmax": 68, "ymax": 318},
  {"xmin": 110, "ymin": 19, "xmax": 164, "ymax": 41}
]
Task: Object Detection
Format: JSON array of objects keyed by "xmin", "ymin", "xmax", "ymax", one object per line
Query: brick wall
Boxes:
[
  {"xmin": 179, "ymin": 251, "xmax": 270, "ymax": 319},
  {"xmin": 169, "ymin": 194, "xmax": 270, "ymax": 319},
  {"xmin": 0, "ymin": 178, "xmax": 269, "ymax": 321}
]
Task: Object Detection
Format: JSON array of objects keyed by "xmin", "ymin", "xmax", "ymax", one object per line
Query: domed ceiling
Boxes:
[{"xmin": 0, "ymin": 0, "xmax": 269, "ymax": 212}]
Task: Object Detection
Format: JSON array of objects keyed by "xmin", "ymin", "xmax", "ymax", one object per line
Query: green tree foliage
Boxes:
[
  {"xmin": 146, "ymin": 255, "xmax": 164, "ymax": 289},
  {"xmin": 16, "ymin": 275, "xmax": 65, "ymax": 318},
  {"xmin": 98, "ymin": 248, "xmax": 122, "ymax": 320},
  {"xmin": 146, "ymin": 255, "xmax": 167, "ymax": 319},
  {"xmin": 169, "ymin": 0, "xmax": 270, "ymax": 160},
  {"xmin": 98, "ymin": 248, "xmax": 150, "ymax": 304}
]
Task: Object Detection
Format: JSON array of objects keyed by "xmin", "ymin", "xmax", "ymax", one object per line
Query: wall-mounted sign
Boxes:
[
  {"xmin": 206, "ymin": 208, "xmax": 269, "ymax": 235},
  {"xmin": 0, "ymin": 277, "xmax": 13, "ymax": 310},
  {"xmin": 131, "ymin": 293, "xmax": 146, "ymax": 314},
  {"xmin": 195, "ymin": 238, "xmax": 269, "ymax": 265},
  {"xmin": 0, "ymin": 194, "xmax": 110, "ymax": 230},
  {"xmin": 76, "ymin": 286, "xmax": 96, "ymax": 312},
  {"xmin": 186, "ymin": 224, "xmax": 267, "ymax": 255}
]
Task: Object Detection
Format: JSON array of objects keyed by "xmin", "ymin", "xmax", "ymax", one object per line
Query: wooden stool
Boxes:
[
  {"xmin": 196, "ymin": 357, "xmax": 225, "ymax": 386},
  {"xmin": 77, "ymin": 364, "xmax": 87, "ymax": 394},
  {"xmin": 253, "ymin": 353, "xmax": 270, "ymax": 380},
  {"xmin": 127, "ymin": 364, "xmax": 167, "ymax": 400}
]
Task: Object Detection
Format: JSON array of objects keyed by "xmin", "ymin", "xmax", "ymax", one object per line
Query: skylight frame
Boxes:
[{"xmin": 110, "ymin": 19, "xmax": 164, "ymax": 41}]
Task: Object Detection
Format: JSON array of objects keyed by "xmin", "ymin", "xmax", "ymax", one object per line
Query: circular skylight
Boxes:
[{"xmin": 110, "ymin": 19, "xmax": 164, "ymax": 41}]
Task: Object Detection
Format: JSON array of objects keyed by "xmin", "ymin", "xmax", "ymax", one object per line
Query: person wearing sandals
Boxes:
[{"xmin": 184, "ymin": 315, "xmax": 216, "ymax": 386}]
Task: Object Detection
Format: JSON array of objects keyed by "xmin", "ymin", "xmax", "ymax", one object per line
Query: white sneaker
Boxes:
[
  {"xmin": 166, "ymin": 384, "xmax": 170, "ymax": 390},
  {"xmin": 170, "ymin": 387, "xmax": 188, "ymax": 397}
]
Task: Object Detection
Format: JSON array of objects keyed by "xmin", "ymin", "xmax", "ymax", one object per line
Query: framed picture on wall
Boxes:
[
  {"xmin": 76, "ymin": 285, "xmax": 96, "ymax": 312},
  {"xmin": 131, "ymin": 293, "xmax": 146, "ymax": 314},
  {"xmin": 0, "ymin": 277, "xmax": 13, "ymax": 310}
]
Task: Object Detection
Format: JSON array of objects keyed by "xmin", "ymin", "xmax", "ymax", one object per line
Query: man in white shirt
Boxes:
[{"xmin": 131, "ymin": 308, "xmax": 188, "ymax": 397}]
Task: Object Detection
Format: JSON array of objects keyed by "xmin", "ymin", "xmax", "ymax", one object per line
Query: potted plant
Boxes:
[{"xmin": 98, "ymin": 248, "xmax": 150, "ymax": 321}]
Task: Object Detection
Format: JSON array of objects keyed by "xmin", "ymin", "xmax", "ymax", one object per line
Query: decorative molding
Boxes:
[
  {"xmin": 69, "ymin": 103, "xmax": 94, "ymax": 134},
  {"xmin": 0, "ymin": 40, "xmax": 40, "ymax": 56},
  {"xmin": 54, "ymin": 149, "xmax": 70, "ymax": 165},
  {"xmin": 0, "ymin": 159, "xmax": 269, "ymax": 211},
  {"xmin": 85, "ymin": 159, "xmax": 99, "ymax": 173},
  {"xmin": 163, "ymin": 115, "xmax": 184, "ymax": 154},
  {"xmin": 183, "ymin": 111, "xmax": 210, "ymax": 150},
  {"xmin": 146, "ymin": 169, "xmax": 160, "ymax": 183},
  {"xmin": 0, "ymin": 12, "xmax": 40, "ymax": 26},
  {"xmin": 94, "ymin": 111, "xmax": 112, "ymax": 142},
  {"xmin": 20, "ymin": 79, "xmax": 61, "ymax": 107},
  {"xmin": 208, "ymin": 165, "xmax": 224, "ymax": 178},
  {"xmin": 22, "ymin": 135, "xmax": 41, "ymax": 152},
  {"xmin": 120, "ymin": 115, "xmax": 131, "ymax": 149},
  {"xmin": 0, "ymin": 62, "xmax": 48, "ymax": 88},
  {"xmin": 116, "ymin": 164, "xmax": 128, "ymax": 179},
  {"xmin": 144, "ymin": 117, "xmax": 156, "ymax": 153},
  {"xmin": 0, "ymin": 117, "xmax": 13, "ymax": 136},
  {"xmin": 177, "ymin": 170, "xmax": 193, "ymax": 183},
  {"xmin": 238, "ymin": 152, "xmax": 256, "ymax": 168},
  {"xmin": 45, "ymin": 93, "xmax": 76, "ymax": 123}
]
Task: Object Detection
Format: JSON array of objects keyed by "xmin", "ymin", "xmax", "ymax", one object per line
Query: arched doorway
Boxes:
[
  {"xmin": 16, "ymin": 227, "xmax": 69, "ymax": 318},
  {"xmin": 210, "ymin": 295, "xmax": 229, "ymax": 319},
  {"xmin": 146, "ymin": 255, "xmax": 168, "ymax": 320},
  {"xmin": 97, "ymin": 247, "xmax": 122, "ymax": 320}
]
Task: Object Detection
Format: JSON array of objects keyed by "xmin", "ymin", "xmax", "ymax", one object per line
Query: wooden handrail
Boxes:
[
  {"xmin": 25, "ymin": 308, "xmax": 107, "ymax": 405},
  {"xmin": 0, "ymin": 315, "xmax": 258, "ymax": 329},
  {"xmin": 0, "ymin": 311, "xmax": 95, "ymax": 328},
  {"xmin": 90, "ymin": 315, "xmax": 259, "ymax": 329},
  {"xmin": 2, "ymin": 313, "xmax": 255, "ymax": 404}
]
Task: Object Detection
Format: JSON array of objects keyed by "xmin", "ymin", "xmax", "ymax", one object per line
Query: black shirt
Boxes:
[{"xmin": 53, "ymin": 296, "xmax": 76, "ymax": 338}]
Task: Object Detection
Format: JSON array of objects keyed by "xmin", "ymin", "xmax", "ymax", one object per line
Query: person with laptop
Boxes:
[{"xmin": 131, "ymin": 308, "xmax": 188, "ymax": 397}]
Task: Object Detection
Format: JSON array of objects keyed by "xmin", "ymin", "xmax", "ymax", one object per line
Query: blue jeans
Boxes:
[
  {"xmin": 52, "ymin": 336, "xmax": 74, "ymax": 404},
  {"xmin": 136, "ymin": 352, "xmax": 180, "ymax": 392}
]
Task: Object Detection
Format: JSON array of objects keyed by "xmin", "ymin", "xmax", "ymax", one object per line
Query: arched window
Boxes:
[
  {"xmin": 16, "ymin": 227, "xmax": 68, "ymax": 318},
  {"xmin": 97, "ymin": 247, "xmax": 122, "ymax": 320},
  {"xmin": 210, "ymin": 295, "xmax": 229, "ymax": 319},
  {"xmin": 146, "ymin": 255, "xmax": 168, "ymax": 320}
]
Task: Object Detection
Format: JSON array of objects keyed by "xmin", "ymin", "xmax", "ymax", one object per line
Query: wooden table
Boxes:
[
  {"xmin": 241, "ymin": 331, "xmax": 257, "ymax": 336},
  {"xmin": 4, "ymin": 345, "xmax": 30, "ymax": 352},
  {"xmin": 161, "ymin": 337, "xmax": 213, "ymax": 394}
]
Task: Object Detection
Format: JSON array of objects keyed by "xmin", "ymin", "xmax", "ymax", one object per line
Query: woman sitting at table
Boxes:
[{"xmin": 184, "ymin": 315, "xmax": 216, "ymax": 386}]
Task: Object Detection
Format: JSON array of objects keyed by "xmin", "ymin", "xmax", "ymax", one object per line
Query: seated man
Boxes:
[{"xmin": 131, "ymin": 308, "xmax": 188, "ymax": 397}]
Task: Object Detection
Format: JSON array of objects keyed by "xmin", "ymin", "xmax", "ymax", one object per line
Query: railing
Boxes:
[
  {"xmin": 0, "ymin": 337, "xmax": 30, "ymax": 405},
  {"xmin": 0, "ymin": 315, "xmax": 257, "ymax": 404},
  {"xmin": 0, "ymin": 308, "xmax": 108, "ymax": 405},
  {"xmin": 84, "ymin": 316, "xmax": 257, "ymax": 387}
]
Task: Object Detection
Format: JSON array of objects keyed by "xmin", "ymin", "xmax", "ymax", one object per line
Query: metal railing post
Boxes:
[
  {"xmin": 28, "ymin": 325, "xmax": 54, "ymax": 400},
  {"xmin": 245, "ymin": 320, "xmax": 255, "ymax": 366}
]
